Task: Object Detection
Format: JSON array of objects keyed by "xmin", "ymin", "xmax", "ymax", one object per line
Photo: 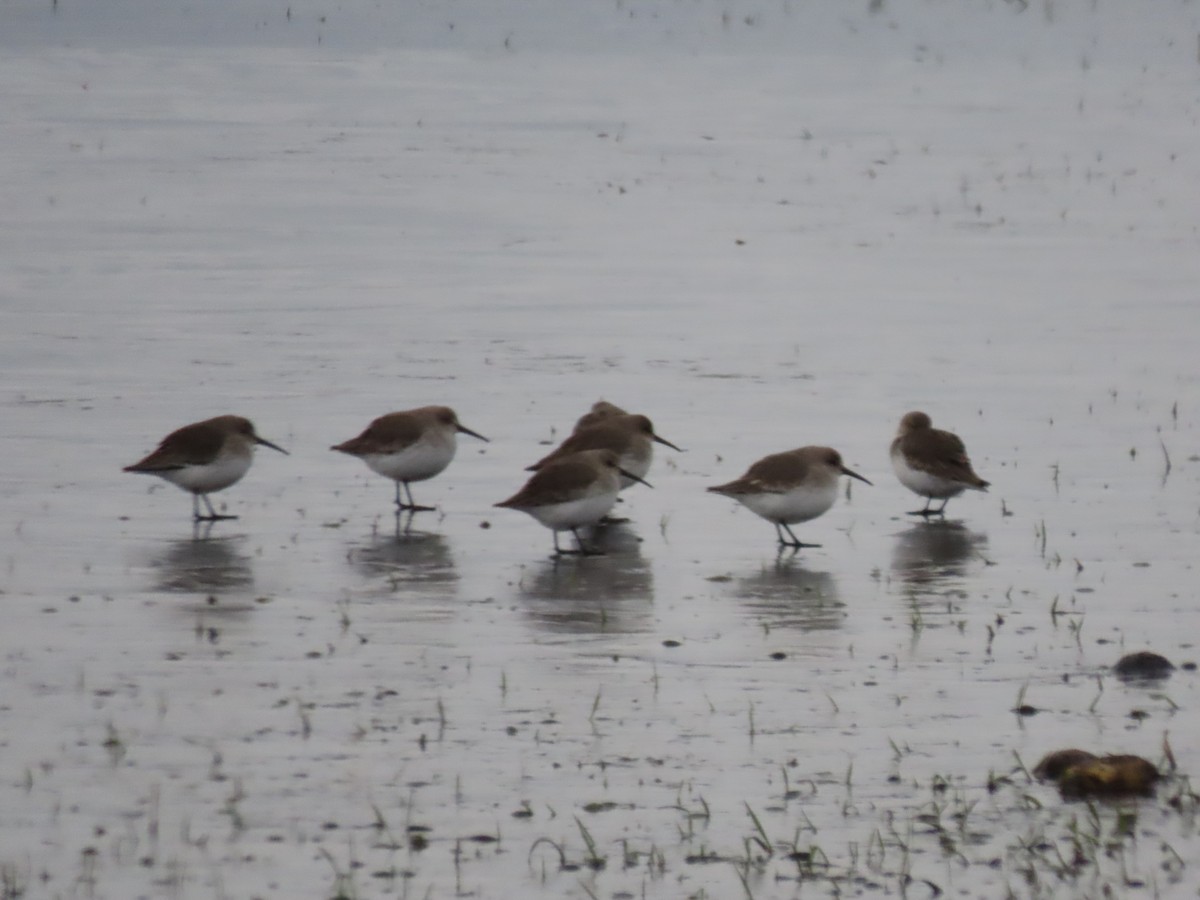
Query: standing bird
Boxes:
[
  {"xmin": 496, "ymin": 449, "xmax": 651, "ymax": 555},
  {"xmin": 123, "ymin": 415, "xmax": 288, "ymax": 521},
  {"xmin": 890, "ymin": 411, "xmax": 989, "ymax": 516},
  {"xmin": 572, "ymin": 400, "xmax": 629, "ymax": 434},
  {"xmin": 331, "ymin": 406, "xmax": 487, "ymax": 511},
  {"xmin": 708, "ymin": 446, "xmax": 871, "ymax": 549},
  {"xmin": 528, "ymin": 414, "xmax": 680, "ymax": 489}
]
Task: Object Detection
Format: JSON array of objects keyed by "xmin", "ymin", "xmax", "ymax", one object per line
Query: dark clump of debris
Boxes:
[
  {"xmin": 1034, "ymin": 748, "xmax": 1160, "ymax": 800},
  {"xmin": 1113, "ymin": 651, "xmax": 1175, "ymax": 683}
]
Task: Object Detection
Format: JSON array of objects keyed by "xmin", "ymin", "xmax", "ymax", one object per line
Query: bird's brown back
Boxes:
[
  {"xmin": 332, "ymin": 411, "xmax": 426, "ymax": 457},
  {"xmin": 500, "ymin": 451, "xmax": 619, "ymax": 508},
  {"xmin": 124, "ymin": 417, "xmax": 235, "ymax": 472},
  {"xmin": 709, "ymin": 448, "xmax": 817, "ymax": 495},
  {"xmin": 528, "ymin": 417, "xmax": 644, "ymax": 470},
  {"xmin": 894, "ymin": 427, "xmax": 988, "ymax": 488},
  {"xmin": 572, "ymin": 401, "xmax": 628, "ymax": 434}
]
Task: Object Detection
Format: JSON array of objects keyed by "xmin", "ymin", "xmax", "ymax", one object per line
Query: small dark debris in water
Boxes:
[
  {"xmin": 986, "ymin": 772, "xmax": 1012, "ymax": 793},
  {"xmin": 512, "ymin": 804, "xmax": 533, "ymax": 819},
  {"xmin": 480, "ymin": 520, "xmax": 491, "ymax": 529},
  {"xmin": 582, "ymin": 801, "xmax": 618, "ymax": 814},
  {"xmin": 1034, "ymin": 749, "xmax": 1160, "ymax": 799},
  {"xmin": 706, "ymin": 574, "xmax": 732, "ymax": 583},
  {"xmin": 68, "ymin": 595, "xmax": 80, "ymax": 603},
  {"xmin": 322, "ymin": 821, "xmax": 339, "ymax": 830},
  {"xmin": 662, "ymin": 639, "xmax": 681, "ymax": 648},
  {"xmin": 409, "ymin": 832, "xmax": 429, "ymax": 851},
  {"xmin": 506, "ymin": 725, "xmax": 518, "ymax": 736},
  {"xmin": 1133, "ymin": 561, "xmax": 1150, "ymax": 567},
  {"xmin": 1128, "ymin": 709, "xmax": 1150, "ymax": 721},
  {"xmin": 684, "ymin": 851, "xmax": 724, "ymax": 864},
  {"xmin": 1182, "ymin": 661, "xmax": 1197, "ymax": 672},
  {"xmin": 207, "ymin": 595, "xmax": 218, "ymax": 605},
  {"xmin": 769, "ymin": 651, "xmax": 787, "ymax": 660},
  {"xmin": 1113, "ymin": 650, "xmax": 1174, "ymax": 681},
  {"xmin": 466, "ymin": 833, "xmax": 497, "ymax": 843},
  {"xmin": 1014, "ymin": 704, "xmax": 1038, "ymax": 717},
  {"xmin": 371, "ymin": 868, "xmax": 415, "ymax": 880}
]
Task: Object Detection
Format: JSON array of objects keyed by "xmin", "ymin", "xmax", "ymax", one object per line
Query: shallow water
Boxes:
[{"xmin": 3, "ymin": 1, "xmax": 1200, "ymax": 897}]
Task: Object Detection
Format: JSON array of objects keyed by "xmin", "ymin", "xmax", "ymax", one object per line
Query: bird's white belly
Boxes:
[
  {"xmin": 525, "ymin": 491, "xmax": 619, "ymax": 531},
  {"xmin": 737, "ymin": 482, "xmax": 837, "ymax": 525},
  {"xmin": 364, "ymin": 437, "xmax": 455, "ymax": 483},
  {"xmin": 161, "ymin": 454, "xmax": 252, "ymax": 495},
  {"xmin": 891, "ymin": 451, "xmax": 964, "ymax": 499}
]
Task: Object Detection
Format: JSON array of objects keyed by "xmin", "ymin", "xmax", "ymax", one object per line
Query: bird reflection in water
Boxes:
[
  {"xmin": 891, "ymin": 520, "xmax": 988, "ymax": 588},
  {"xmin": 150, "ymin": 522, "xmax": 254, "ymax": 595},
  {"xmin": 348, "ymin": 511, "xmax": 458, "ymax": 593},
  {"xmin": 517, "ymin": 522, "xmax": 653, "ymax": 635},
  {"xmin": 731, "ymin": 556, "xmax": 845, "ymax": 632}
]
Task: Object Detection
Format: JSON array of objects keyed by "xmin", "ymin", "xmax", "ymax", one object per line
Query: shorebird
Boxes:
[
  {"xmin": 890, "ymin": 411, "xmax": 989, "ymax": 516},
  {"xmin": 331, "ymin": 406, "xmax": 487, "ymax": 511},
  {"xmin": 572, "ymin": 400, "xmax": 628, "ymax": 434},
  {"xmin": 123, "ymin": 415, "xmax": 288, "ymax": 520},
  {"xmin": 496, "ymin": 448, "xmax": 651, "ymax": 555},
  {"xmin": 708, "ymin": 446, "xmax": 870, "ymax": 548},
  {"xmin": 529, "ymin": 414, "xmax": 680, "ymax": 489}
]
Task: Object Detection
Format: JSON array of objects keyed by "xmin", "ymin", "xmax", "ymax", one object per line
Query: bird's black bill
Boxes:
[
  {"xmin": 256, "ymin": 437, "xmax": 289, "ymax": 455},
  {"xmin": 457, "ymin": 424, "xmax": 490, "ymax": 442},
  {"xmin": 652, "ymin": 434, "xmax": 683, "ymax": 452},
  {"xmin": 843, "ymin": 467, "xmax": 871, "ymax": 486},
  {"xmin": 619, "ymin": 468, "xmax": 653, "ymax": 488}
]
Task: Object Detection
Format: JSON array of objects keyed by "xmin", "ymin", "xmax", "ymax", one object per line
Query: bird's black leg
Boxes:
[
  {"xmin": 572, "ymin": 527, "xmax": 605, "ymax": 556},
  {"xmin": 909, "ymin": 497, "xmax": 938, "ymax": 517},
  {"xmin": 401, "ymin": 481, "xmax": 436, "ymax": 513},
  {"xmin": 195, "ymin": 493, "xmax": 237, "ymax": 521},
  {"xmin": 778, "ymin": 522, "xmax": 820, "ymax": 549}
]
